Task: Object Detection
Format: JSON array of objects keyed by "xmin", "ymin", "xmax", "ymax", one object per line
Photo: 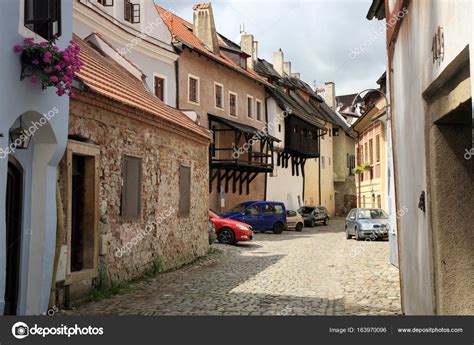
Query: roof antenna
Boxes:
[{"xmin": 240, "ymin": 23, "xmax": 245, "ymax": 34}]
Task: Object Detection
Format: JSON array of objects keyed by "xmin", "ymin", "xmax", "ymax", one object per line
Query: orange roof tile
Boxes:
[
  {"xmin": 73, "ymin": 34, "xmax": 211, "ymax": 140},
  {"xmin": 156, "ymin": 5, "xmax": 271, "ymax": 87}
]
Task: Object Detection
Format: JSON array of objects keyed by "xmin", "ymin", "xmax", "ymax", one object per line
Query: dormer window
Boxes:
[
  {"xmin": 240, "ymin": 56, "xmax": 247, "ymax": 69},
  {"xmin": 124, "ymin": 0, "xmax": 140, "ymax": 24},
  {"xmin": 24, "ymin": 0, "xmax": 61, "ymax": 40},
  {"xmin": 98, "ymin": 0, "xmax": 114, "ymax": 6}
]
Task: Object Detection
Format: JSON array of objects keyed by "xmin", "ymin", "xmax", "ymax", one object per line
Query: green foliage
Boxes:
[{"xmin": 353, "ymin": 163, "xmax": 373, "ymax": 175}]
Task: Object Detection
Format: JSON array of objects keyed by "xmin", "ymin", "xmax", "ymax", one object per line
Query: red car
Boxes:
[{"xmin": 208, "ymin": 210, "xmax": 253, "ymax": 245}]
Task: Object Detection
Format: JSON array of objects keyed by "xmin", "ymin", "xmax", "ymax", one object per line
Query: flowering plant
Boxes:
[{"xmin": 14, "ymin": 37, "xmax": 82, "ymax": 96}]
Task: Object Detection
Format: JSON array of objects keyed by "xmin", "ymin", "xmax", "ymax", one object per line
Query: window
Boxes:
[
  {"xmin": 362, "ymin": 195, "xmax": 366, "ymax": 207},
  {"xmin": 256, "ymin": 100, "xmax": 262, "ymax": 121},
  {"xmin": 263, "ymin": 204, "xmax": 276, "ymax": 214},
  {"xmin": 188, "ymin": 75, "xmax": 200, "ymax": 104},
  {"xmin": 124, "ymin": 0, "xmax": 140, "ymax": 23},
  {"xmin": 333, "ymin": 128, "xmax": 340, "ymax": 136},
  {"xmin": 214, "ymin": 83, "xmax": 223, "ymax": 109},
  {"xmin": 377, "ymin": 195, "xmax": 382, "ymax": 209},
  {"xmin": 24, "ymin": 0, "xmax": 61, "ymax": 40},
  {"xmin": 240, "ymin": 56, "xmax": 247, "ymax": 69},
  {"xmin": 274, "ymin": 205, "xmax": 284, "ymax": 214},
  {"xmin": 229, "ymin": 92, "xmax": 237, "ymax": 116},
  {"xmin": 294, "ymin": 125, "xmax": 298, "ymax": 134},
  {"xmin": 376, "ymin": 135, "xmax": 381, "ymax": 162},
  {"xmin": 329, "ymin": 129, "xmax": 332, "ymax": 137},
  {"xmin": 364, "ymin": 142, "xmax": 368, "ymax": 163},
  {"xmin": 369, "ymin": 139, "xmax": 374, "ymax": 163},
  {"xmin": 247, "ymin": 96, "xmax": 254, "ymax": 118},
  {"xmin": 122, "ymin": 155, "xmax": 142, "ymax": 221},
  {"xmin": 246, "ymin": 205, "xmax": 259, "ymax": 215},
  {"xmin": 179, "ymin": 165, "xmax": 191, "ymax": 217},
  {"xmin": 98, "ymin": 0, "xmax": 114, "ymax": 6},
  {"xmin": 154, "ymin": 76, "xmax": 165, "ymax": 101}
]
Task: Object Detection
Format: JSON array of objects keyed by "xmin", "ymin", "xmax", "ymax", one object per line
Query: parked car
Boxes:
[
  {"xmin": 208, "ymin": 210, "xmax": 253, "ymax": 245},
  {"xmin": 297, "ymin": 206, "xmax": 329, "ymax": 227},
  {"xmin": 221, "ymin": 201, "xmax": 287, "ymax": 234},
  {"xmin": 345, "ymin": 208, "xmax": 389, "ymax": 241},
  {"xmin": 286, "ymin": 210, "xmax": 304, "ymax": 232}
]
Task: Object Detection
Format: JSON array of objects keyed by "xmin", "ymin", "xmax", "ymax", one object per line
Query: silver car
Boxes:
[{"xmin": 345, "ymin": 208, "xmax": 389, "ymax": 241}]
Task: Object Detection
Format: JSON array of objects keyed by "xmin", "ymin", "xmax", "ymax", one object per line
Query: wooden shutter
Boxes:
[
  {"xmin": 179, "ymin": 166, "xmax": 191, "ymax": 217},
  {"xmin": 122, "ymin": 155, "xmax": 142, "ymax": 220},
  {"xmin": 154, "ymin": 77, "xmax": 164, "ymax": 101}
]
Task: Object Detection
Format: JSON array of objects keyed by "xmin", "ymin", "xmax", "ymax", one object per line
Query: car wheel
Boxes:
[
  {"xmin": 295, "ymin": 223, "xmax": 303, "ymax": 232},
  {"xmin": 310, "ymin": 219, "xmax": 316, "ymax": 227},
  {"xmin": 217, "ymin": 228, "xmax": 235, "ymax": 245},
  {"xmin": 345, "ymin": 227, "xmax": 351, "ymax": 239},
  {"xmin": 323, "ymin": 217, "xmax": 329, "ymax": 225},
  {"xmin": 355, "ymin": 228, "xmax": 361, "ymax": 241},
  {"xmin": 272, "ymin": 222, "xmax": 284, "ymax": 234}
]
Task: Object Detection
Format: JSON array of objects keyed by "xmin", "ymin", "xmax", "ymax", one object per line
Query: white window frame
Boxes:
[
  {"xmin": 187, "ymin": 74, "xmax": 200, "ymax": 105},
  {"xmin": 229, "ymin": 91, "xmax": 238, "ymax": 117},
  {"xmin": 246, "ymin": 95, "xmax": 254, "ymax": 119},
  {"xmin": 255, "ymin": 99, "xmax": 263, "ymax": 122},
  {"xmin": 153, "ymin": 72, "xmax": 168, "ymax": 104},
  {"xmin": 214, "ymin": 82, "xmax": 224, "ymax": 110}
]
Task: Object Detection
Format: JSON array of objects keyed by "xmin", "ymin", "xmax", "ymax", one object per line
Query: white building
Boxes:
[
  {"xmin": 368, "ymin": 0, "xmax": 473, "ymax": 315},
  {"xmin": 0, "ymin": 0, "xmax": 73, "ymax": 315},
  {"xmin": 73, "ymin": 0, "xmax": 179, "ymax": 107}
]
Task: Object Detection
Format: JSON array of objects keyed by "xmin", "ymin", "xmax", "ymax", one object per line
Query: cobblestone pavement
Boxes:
[{"xmin": 69, "ymin": 219, "xmax": 401, "ymax": 316}]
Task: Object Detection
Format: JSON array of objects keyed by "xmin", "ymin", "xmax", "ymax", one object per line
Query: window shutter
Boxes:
[
  {"xmin": 122, "ymin": 155, "xmax": 142, "ymax": 220},
  {"xmin": 179, "ymin": 166, "xmax": 191, "ymax": 217}
]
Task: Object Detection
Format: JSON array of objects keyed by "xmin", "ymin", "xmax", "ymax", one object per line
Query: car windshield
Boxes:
[
  {"xmin": 358, "ymin": 209, "xmax": 388, "ymax": 219},
  {"xmin": 228, "ymin": 203, "xmax": 248, "ymax": 213},
  {"xmin": 298, "ymin": 207, "xmax": 314, "ymax": 214},
  {"xmin": 208, "ymin": 209, "xmax": 221, "ymax": 218}
]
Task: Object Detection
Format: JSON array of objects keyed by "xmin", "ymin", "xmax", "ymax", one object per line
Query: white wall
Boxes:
[
  {"xmin": 0, "ymin": 0, "xmax": 72, "ymax": 314},
  {"xmin": 390, "ymin": 0, "xmax": 472, "ymax": 314},
  {"xmin": 74, "ymin": 0, "xmax": 179, "ymax": 107}
]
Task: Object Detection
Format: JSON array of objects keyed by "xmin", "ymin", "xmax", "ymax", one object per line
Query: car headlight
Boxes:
[{"xmin": 236, "ymin": 224, "xmax": 249, "ymax": 230}]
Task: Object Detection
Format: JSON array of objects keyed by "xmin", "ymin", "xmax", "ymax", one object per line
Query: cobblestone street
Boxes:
[{"xmin": 69, "ymin": 220, "xmax": 401, "ymax": 316}]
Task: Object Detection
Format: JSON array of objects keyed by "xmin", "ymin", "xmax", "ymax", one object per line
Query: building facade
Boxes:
[
  {"xmin": 368, "ymin": 0, "xmax": 473, "ymax": 314},
  {"xmin": 0, "ymin": 0, "xmax": 73, "ymax": 315},
  {"xmin": 53, "ymin": 36, "xmax": 210, "ymax": 307}
]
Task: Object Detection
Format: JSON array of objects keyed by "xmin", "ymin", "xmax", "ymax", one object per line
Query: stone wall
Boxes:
[{"xmin": 59, "ymin": 91, "xmax": 210, "ymax": 286}]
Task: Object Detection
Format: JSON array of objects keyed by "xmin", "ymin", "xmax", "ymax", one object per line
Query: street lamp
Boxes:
[
  {"xmin": 9, "ymin": 116, "xmax": 31, "ymax": 150},
  {"xmin": 350, "ymin": 88, "xmax": 390, "ymax": 121}
]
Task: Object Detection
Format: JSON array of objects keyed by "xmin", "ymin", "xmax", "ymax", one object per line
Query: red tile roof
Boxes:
[
  {"xmin": 73, "ymin": 34, "xmax": 211, "ymax": 140},
  {"xmin": 156, "ymin": 5, "xmax": 271, "ymax": 87}
]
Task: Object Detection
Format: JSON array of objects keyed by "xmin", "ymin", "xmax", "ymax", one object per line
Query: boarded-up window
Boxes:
[
  {"xmin": 122, "ymin": 155, "xmax": 142, "ymax": 220},
  {"xmin": 179, "ymin": 165, "xmax": 191, "ymax": 217}
]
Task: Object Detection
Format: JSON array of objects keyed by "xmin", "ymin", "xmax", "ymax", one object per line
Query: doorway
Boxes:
[{"xmin": 4, "ymin": 158, "xmax": 23, "ymax": 315}]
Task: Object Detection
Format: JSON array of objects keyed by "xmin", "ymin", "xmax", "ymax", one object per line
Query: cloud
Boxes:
[{"xmin": 157, "ymin": 0, "xmax": 386, "ymax": 95}]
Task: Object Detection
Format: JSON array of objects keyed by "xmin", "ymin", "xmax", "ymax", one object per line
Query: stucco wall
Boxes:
[
  {"xmin": 0, "ymin": 0, "xmax": 72, "ymax": 315},
  {"xmin": 389, "ymin": 0, "xmax": 473, "ymax": 314}
]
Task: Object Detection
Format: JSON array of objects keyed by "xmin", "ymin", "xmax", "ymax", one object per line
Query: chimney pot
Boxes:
[
  {"xmin": 193, "ymin": 3, "xmax": 220, "ymax": 54},
  {"xmin": 273, "ymin": 50, "xmax": 284, "ymax": 76}
]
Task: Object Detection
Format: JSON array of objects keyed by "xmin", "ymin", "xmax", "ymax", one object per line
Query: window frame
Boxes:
[
  {"xmin": 229, "ymin": 91, "xmax": 238, "ymax": 117},
  {"xmin": 97, "ymin": 0, "xmax": 114, "ymax": 6},
  {"xmin": 246, "ymin": 95, "xmax": 254, "ymax": 119},
  {"xmin": 121, "ymin": 154, "xmax": 143, "ymax": 221},
  {"xmin": 214, "ymin": 82, "xmax": 224, "ymax": 110},
  {"xmin": 255, "ymin": 99, "xmax": 263, "ymax": 122},
  {"xmin": 24, "ymin": 0, "xmax": 62, "ymax": 41},
  {"xmin": 187, "ymin": 74, "xmax": 200, "ymax": 105},
  {"xmin": 124, "ymin": 0, "xmax": 141, "ymax": 24},
  {"xmin": 153, "ymin": 73, "xmax": 167, "ymax": 103}
]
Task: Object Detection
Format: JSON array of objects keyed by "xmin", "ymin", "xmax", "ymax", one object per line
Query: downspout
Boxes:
[
  {"xmin": 175, "ymin": 59, "xmax": 180, "ymax": 107},
  {"xmin": 49, "ymin": 176, "xmax": 64, "ymax": 309},
  {"xmin": 353, "ymin": 128, "xmax": 361, "ymax": 207},
  {"xmin": 318, "ymin": 135, "xmax": 322, "ymax": 205},
  {"xmin": 264, "ymin": 96, "xmax": 271, "ymax": 201}
]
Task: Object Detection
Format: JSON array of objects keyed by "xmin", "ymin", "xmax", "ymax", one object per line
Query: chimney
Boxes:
[
  {"xmin": 193, "ymin": 3, "xmax": 219, "ymax": 54},
  {"xmin": 240, "ymin": 34, "xmax": 258, "ymax": 70},
  {"xmin": 283, "ymin": 61, "xmax": 291, "ymax": 77},
  {"xmin": 291, "ymin": 72, "xmax": 301, "ymax": 79},
  {"xmin": 324, "ymin": 82, "xmax": 336, "ymax": 110},
  {"xmin": 273, "ymin": 49, "xmax": 284, "ymax": 76}
]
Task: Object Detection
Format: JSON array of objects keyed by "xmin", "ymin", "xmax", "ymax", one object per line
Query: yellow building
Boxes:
[{"xmin": 352, "ymin": 94, "xmax": 387, "ymax": 211}]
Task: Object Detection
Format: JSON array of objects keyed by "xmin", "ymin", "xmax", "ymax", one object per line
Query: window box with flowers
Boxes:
[{"xmin": 14, "ymin": 37, "xmax": 82, "ymax": 96}]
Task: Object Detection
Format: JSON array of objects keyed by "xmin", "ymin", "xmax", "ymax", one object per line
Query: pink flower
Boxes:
[
  {"xmin": 32, "ymin": 59, "xmax": 40, "ymax": 65},
  {"xmin": 39, "ymin": 42, "xmax": 48, "ymax": 48},
  {"xmin": 44, "ymin": 67, "xmax": 53, "ymax": 73},
  {"xmin": 50, "ymin": 76, "xmax": 59, "ymax": 83},
  {"xmin": 14, "ymin": 44, "xmax": 23, "ymax": 52},
  {"xmin": 54, "ymin": 64, "xmax": 62, "ymax": 71},
  {"xmin": 43, "ymin": 51, "xmax": 52, "ymax": 63},
  {"xmin": 31, "ymin": 76, "xmax": 38, "ymax": 84}
]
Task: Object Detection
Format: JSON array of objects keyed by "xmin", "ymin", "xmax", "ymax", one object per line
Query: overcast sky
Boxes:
[{"xmin": 157, "ymin": 0, "xmax": 386, "ymax": 96}]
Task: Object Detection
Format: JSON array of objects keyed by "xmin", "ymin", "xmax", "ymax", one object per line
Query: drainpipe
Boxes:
[
  {"xmin": 318, "ymin": 135, "xmax": 322, "ymax": 205},
  {"xmin": 175, "ymin": 59, "xmax": 180, "ymax": 107},
  {"xmin": 49, "ymin": 177, "xmax": 64, "ymax": 309},
  {"xmin": 352, "ymin": 128, "xmax": 361, "ymax": 207}
]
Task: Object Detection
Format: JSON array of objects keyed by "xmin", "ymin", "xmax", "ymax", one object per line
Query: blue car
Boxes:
[{"xmin": 222, "ymin": 201, "xmax": 287, "ymax": 234}]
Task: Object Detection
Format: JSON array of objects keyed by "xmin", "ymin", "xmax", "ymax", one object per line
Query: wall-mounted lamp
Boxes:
[{"xmin": 9, "ymin": 116, "xmax": 31, "ymax": 150}]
